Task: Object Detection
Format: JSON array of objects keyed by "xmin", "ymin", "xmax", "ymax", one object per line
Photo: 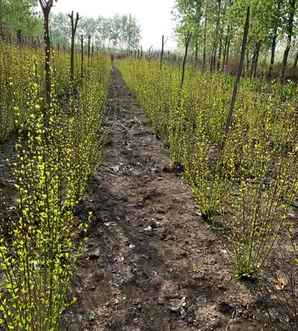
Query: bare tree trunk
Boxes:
[
  {"xmin": 253, "ymin": 41, "xmax": 261, "ymax": 78},
  {"xmin": 194, "ymin": 38, "xmax": 198, "ymax": 65},
  {"xmin": 293, "ymin": 49, "xmax": 298, "ymax": 69},
  {"xmin": 43, "ymin": 11, "xmax": 51, "ymax": 112},
  {"xmin": 268, "ymin": 0, "xmax": 282, "ymax": 78},
  {"xmin": 202, "ymin": 7, "xmax": 208, "ymax": 71},
  {"xmin": 210, "ymin": 48, "xmax": 216, "ymax": 72},
  {"xmin": 281, "ymin": 0, "xmax": 296, "ymax": 81},
  {"xmin": 217, "ymin": 1, "xmax": 227, "ymax": 71},
  {"xmin": 250, "ymin": 47, "xmax": 256, "ymax": 78},
  {"xmin": 282, "ymin": 46, "xmax": 291, "ymax": 81},
  {"xmin": 250, "ymin": 41, "xmax": 261, "ymax": 79},
  {"xmin": 223, "ymin": 6, "xmax": 250, "ymax": 138},
  {"xmin": 80, "ymin": 34, "xmax": 84, "ymax": 79},
  {"xmin": 217, "ymin": 27, "xmax": 223, "ymax": 71},
  {"xmin": 180, "ymin": 32, "xmax": 192, "ymax": 89},
  {"xmin": 69, "ymin": 11, "xmax": 80, "ymax": 82},
  {"xmin": 39, "ymin": 0, "xmax": 54, "ymax": 125},
  {"xmin": 17, "ymin": 29, "xmax": 22, "ymax": 45},
  {"xmin": 160, "ymin": 34, "xmax": 165, "ymax": 70},
  {"xmin": 210, "ymin": 0, "xmax": 222, "ymax": 72},
  {"xmin": 226, "ymin": 34, "xmax": 231, "ymax": 65},
  {"xmin": 87, "ymin": 35, "xmax": 91, "ymax": 65},
  {"xmin": 246, "ymin": 48, "xmax": 250, "ymax": 76},
  {"xmin": 222, "ymin": 25, "xmax": 231, "ymax": 69},
  {"xmin": 268, "ymin": 31, "xmax": 278, "ymax": 78}
]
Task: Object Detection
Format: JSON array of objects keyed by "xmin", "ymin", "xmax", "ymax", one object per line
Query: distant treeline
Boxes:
[
  {"xmin": 0, "ymin": 0, "xmax": 42, "ymax": 37},
  {"xmin": 50, "ymin": 13, "xmax": 141, "ymax": 50},
  {"xmin": 0, "ymin": 0, "xmax": 141, "ymax": 51}
]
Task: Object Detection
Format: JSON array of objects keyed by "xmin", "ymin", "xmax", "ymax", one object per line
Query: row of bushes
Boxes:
[
  {"xmin": 118, "ymin": 59, "xmax": 297, "ymax": 279},
  {"xmin": 0, "ymin": 42, "xmax": 93, "ymax": 143},
  {"xmin": 0, "ymin": 44, "xmax": 111, "ymax": 329}
]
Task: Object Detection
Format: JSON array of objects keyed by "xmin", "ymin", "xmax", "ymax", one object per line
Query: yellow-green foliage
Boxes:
[
  {"xmin": 0, "ymin": 45, "xmax": 110, "ymax": 329},
  {"xmin": 0, "ymin": 42, "xmax": 72, "ymax": 143},
  {"xmin": 118, "ymin": 58, "xmax": 298, "ymax": 278}
]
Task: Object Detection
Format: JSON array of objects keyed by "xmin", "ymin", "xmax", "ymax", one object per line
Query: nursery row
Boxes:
[
  {"xmin": 118, "ymin": 59, "xmax": 298, "ymax": 279},
  {"xmin": 0, "ymin": 41, "xmax": 101, "ymax": 143},
  {"xmin": 0, "ymin": 42, "xmax": 111, "ymax": 329}
]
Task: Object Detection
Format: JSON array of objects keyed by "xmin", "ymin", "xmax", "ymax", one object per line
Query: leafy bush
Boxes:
[
  {"xmin": 118, "ymin": 58, "xmax": 297, "ymax": 278},
  {"xmin": 0, "ymin": 46, "xmax": 110, "ymax": 329}
]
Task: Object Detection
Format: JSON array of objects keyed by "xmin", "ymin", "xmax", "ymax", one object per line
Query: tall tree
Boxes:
[
  {"xmin": 175, "ymin": 0, "xmax": 204, "ymax": 65},
  {"xmin": 174, "ymin": 0, "xmax": 297, "ymax": 78},
  {"xmin": 1, "ymin": 0, "xmax": 42, "ymax": 37}
]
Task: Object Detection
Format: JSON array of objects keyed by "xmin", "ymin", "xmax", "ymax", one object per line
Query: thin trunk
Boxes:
[
  {"xmin": 222, "ymin": 26, "xmax": 230, "ymax": 69},
  {"xmin": 194, "ymin": 2, "xmax": 202, "ymax": 67},
  {"xmin": 210, "ymin": 0, "xmax": 222, "ymax": 72},
  {"xmin": 268, "ymin": 1, "xmax": 282, "ymax": 78},
  {"xmin": 87, "ymin": 35, "xmax": 91, "ymax": 65},
  {"xmin": 281, "ymin": 0, "xmax": 296, "ymax": 81},
  {"xmin": 17, "ymin": 30, "xmax": 22, "ymax": 45},
  {"xmin": 250, "ymin": 46, "xmax": 256, "ymax": 78},
  {"xmin": 69, "ymin": 11, "xmax": 80, "ymax": 82},
  {"xmin": 268, "ymin": 0, "xmax": 282, "ymax": 78},
  {"xmin": 226, "ymin": 35, "xmax": 231, "ymax": 65},
  {"xmin": 281, "ymin": 46, "xmax": 291, "ymax": 80},
  {"xmin": 223, "ymin": 6, "xmax": 250, "ymax": 138},
  {"xmin": 268, "ymin": 31, "xmax": 278, "ymax": 78},
  {"xmin": 246, "ymin": 48, "xmax": 250, "ymax": 76},
  {"xmin": 80, "ymin": 35, "xmax": 84, "ymax": 79},
  {"xmin": 217, "ymin": 2, "xmax": 227, "ymax": 71},
  {"xmin": 44, "ymin": 11, "xmax": 51, "ymax": 116},
  {"xmin": 250, "ymin": 41, "xmax": 261, "ymax": 79},
  {"xmin": 293, "ymin": 50, "xmax": 298, "ymax": 69},
  {"xmin": 194, "ymin": 38, "xmax": 198, "ymax": 64},
  {"xmin": 160, "ymin": 35, "xmax": 165, "ymax": 70},
  {"xmin": 202, "ymin": 10, "xmax": 208, "ymax": 70},
  {"xmin": 217, "ymin": 27, "xmax": 223, "ymax": 71},
  {"xmin": 253, "ymin": 41, "xmax": 261, "ymax": 78},
  {"xmin": 210, "ymin": 47, "xmax": 216, "ymax": 72},
  {"xmin": 180, "ymin": 32, "xmax": 192, "ymax": 89},
  {"xmin": 38, "ymin": 0, "xmax": 54, "ymax": 124}
]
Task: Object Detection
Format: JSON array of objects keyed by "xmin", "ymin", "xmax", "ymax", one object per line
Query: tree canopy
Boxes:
[
  {"xmin": 0, "ymin": 0, "xmax": 42, "ymax": 36},
  {"xmin": 174, "ymin": 0, "xmax": 298, "ymax": 77}
]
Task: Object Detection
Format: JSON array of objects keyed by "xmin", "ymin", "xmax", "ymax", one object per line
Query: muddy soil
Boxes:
[{"xmin": 62, "ymin": 69, "xmax": 269, "ymax": 331}]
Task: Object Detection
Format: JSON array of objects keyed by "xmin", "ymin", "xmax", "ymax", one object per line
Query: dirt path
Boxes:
[{"xmin": 62, "ymin": 69, "xmax": 264, "ymax": 331}]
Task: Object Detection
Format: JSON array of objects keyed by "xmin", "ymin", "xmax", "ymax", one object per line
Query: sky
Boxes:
[{"xmin": 52, "ymin": 0, "xmax": 178, "ymax": 50}]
